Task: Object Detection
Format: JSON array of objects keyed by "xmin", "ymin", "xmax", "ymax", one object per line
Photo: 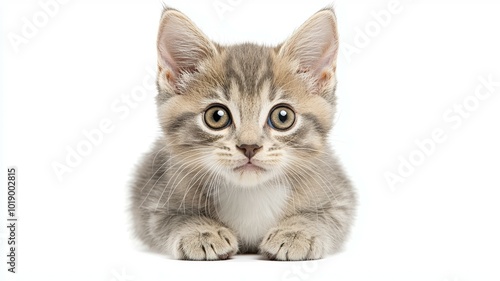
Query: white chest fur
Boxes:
[{"xmin": 215, "ymin": 185, "xmax": 289, "ymax": 248}]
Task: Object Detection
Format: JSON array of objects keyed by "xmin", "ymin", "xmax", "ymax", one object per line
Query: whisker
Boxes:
[{"xmin": 156, "ymin": 154, "xmax": 210, "ymax": 211}]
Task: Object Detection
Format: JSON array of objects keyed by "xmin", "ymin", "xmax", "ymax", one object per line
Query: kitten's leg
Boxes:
[
  {"xmin": 148, "ymin": 212, "xmax": 239, "ymax": 260},
  {"xmin": 259, "ymin": 212, "xmax": 350, "ymax": 261}
]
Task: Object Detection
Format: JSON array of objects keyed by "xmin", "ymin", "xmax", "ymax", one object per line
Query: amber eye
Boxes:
[
  {"xmin": 268, "ymin": 105, "xmax": 296, "ymax": 131},
  {"xmin": 204, "ymin": 105, "xmax": 231, "ymax": 130}
]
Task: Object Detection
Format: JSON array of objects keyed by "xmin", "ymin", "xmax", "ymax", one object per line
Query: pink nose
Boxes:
[{"xmin": 236, "ymin": 144, "xmax": 262, "ymax": 159}]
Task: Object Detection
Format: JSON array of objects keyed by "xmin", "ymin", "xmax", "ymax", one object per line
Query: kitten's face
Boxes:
[{"xmin": 156, "ymin": 9, "xmax": 339, "ymax": 188}]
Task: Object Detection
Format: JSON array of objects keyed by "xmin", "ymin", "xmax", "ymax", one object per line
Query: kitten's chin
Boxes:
[{"xmin": 225, "ymin": 166, "xmax": 274, "ymax": 188}]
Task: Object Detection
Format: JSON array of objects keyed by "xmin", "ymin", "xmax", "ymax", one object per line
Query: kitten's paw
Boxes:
[
  {"xmin": 174, "ymin": 226, "xmax": 238, "ymax": 260},
  {"xmin": 260, "ymin": 227, "xmax": 323, "ymax": 261}
]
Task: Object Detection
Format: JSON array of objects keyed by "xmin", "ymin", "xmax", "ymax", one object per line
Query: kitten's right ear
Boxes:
[
  {"xmin": 157, "ymin": 8, "xmax": 217, "ymax": 92},
  {"xmin": 278, "ymin": 8, "xmax": 339, "ymax": 94}
]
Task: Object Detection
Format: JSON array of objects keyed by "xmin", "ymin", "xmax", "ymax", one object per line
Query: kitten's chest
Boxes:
[{"xmin": 215, "ymin": 186, "xmax": 289, "ymax": 249}]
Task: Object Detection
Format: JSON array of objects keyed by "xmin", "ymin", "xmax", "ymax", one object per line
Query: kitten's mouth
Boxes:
[{"xmin": 234, "ymin": 162, "xmax": 266, "ymax": 173}]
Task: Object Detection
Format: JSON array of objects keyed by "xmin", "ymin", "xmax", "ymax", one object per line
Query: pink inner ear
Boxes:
[
  {"xmin": 313, "ymin": 44, "xmax": 338, "ymax": 77},
  {"xmin": 297, "ymin": 45, "xmax": 337, "ymax": 78},
  {"xmin": 280, "ymin": 10, "xmax": 338, "ymax": 84},
  {"xmin": 157, "ymin": 10, "xmax": 217, "ymax": 88}
]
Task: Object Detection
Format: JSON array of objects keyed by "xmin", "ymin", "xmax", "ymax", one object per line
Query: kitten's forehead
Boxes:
[{"xmin": 223, "ymin": 44, "xmax": 275, "ymax": 101}]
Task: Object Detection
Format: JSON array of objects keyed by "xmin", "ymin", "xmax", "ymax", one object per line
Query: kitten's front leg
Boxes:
[
  {"xmin": 259, "ymin": 213, "xmax": 345, "ymax": 261},
  {"xmin": 150, "ymin": 213, "xmax": 239, "ymax": 260}
]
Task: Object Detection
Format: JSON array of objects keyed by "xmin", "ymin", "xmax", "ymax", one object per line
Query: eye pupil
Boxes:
[
  {"xmin": 279, "ymin": 110, "xmax": 287, "ymax": 122},
  {"xmin": 213, "ymin": 110, "xmax": 224, "ymax": 122}
]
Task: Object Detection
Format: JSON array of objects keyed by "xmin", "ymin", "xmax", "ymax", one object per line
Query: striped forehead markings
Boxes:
[{"xmin": 224, "ymin": 44, "xmax": 275, "ymax": 99}]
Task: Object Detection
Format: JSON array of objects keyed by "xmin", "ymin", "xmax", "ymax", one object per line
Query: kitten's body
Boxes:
[{"xmin": 131, "ymin": 8, "xmax": 356, "ymax": 260}]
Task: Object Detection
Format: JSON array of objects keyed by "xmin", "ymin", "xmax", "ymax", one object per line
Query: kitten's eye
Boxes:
[
  {"xmin": 268, "ymin": 105, "xmax": 296, "ymax": 131},
  {"xmin": 204, "ymin": 105, "xmax": 231, "ymax": 130}
]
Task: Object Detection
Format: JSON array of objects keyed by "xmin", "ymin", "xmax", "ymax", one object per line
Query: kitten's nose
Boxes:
[{"xmin": 236, "ymin": 144, "xmax": 262, "ymax": 159}]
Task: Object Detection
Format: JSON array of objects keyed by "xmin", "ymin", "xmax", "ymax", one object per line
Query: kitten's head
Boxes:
[{"xmin": 156, "ymin": 8, "xmax": 339, "ymax": 188}]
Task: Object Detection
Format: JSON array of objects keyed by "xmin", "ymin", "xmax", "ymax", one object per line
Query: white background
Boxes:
[{"xmin": 1, "ymin": 0, "xmax": 500, "ymax": 280}]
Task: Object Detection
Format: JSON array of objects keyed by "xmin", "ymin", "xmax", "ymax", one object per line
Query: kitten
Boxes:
[{"xmin": 130, "ymin": 7, "xmax": 356, "ymax": 261}]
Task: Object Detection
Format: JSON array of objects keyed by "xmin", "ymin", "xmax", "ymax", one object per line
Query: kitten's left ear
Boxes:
[{"xmin": 278, "ymin": 8, "xmax": 339, "ymax": 92}]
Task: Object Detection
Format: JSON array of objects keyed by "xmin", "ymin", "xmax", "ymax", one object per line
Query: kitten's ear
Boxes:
[
  {"xmin": 157, "ymin": 8, "xmax": 217, "ymax": 92},
  {"xmin": 278, "ymin": 8, "xmax": 339, "ymax": 92}
]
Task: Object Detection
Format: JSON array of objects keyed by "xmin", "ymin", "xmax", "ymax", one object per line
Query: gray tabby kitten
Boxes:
[{"xmin": 131, "ymin": 7, "xmax": 356, "ymax": 261}]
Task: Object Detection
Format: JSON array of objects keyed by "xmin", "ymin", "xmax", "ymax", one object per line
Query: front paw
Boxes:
[
  {"xmin": 173, "ymin": 226, "xmax": 238, "ymax": 260},
  {"xmin": 260, "ymin": 227, "xmax": 323, "ymax": 261}
]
